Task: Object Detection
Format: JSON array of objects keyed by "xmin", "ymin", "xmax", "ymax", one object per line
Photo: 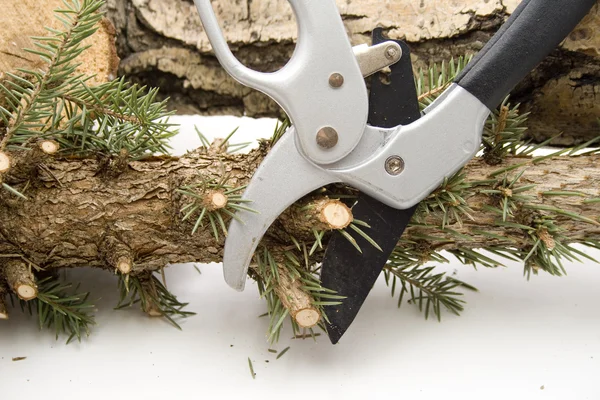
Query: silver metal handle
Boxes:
[{"xmin": 193, "ymin": 0, "xmax": 369, "ymax": 165}]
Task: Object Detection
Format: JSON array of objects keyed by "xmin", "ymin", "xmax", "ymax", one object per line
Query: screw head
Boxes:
[
  {"xmin": 316, "ymin": 127, "xmax": 339, "ymax": 149},
  {"xmin": 385, "ymin": 46, "xmax": 399, "ymax": 60},
  {"xmin": 385, "ymin": 156, "xmax": 405, "ymax": 175},
  {"xmin": 329, "ymin": 73, "xmax": 344, "ymax": 88}
]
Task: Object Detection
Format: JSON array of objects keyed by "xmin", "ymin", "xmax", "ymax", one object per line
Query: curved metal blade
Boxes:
[
  {"xmin": 322, "ymin": 30, "xmax": 422, "ymax": 344},
  {"xmin": 223, "ymin": 128, "xmax": 338, "ymax": 291}
]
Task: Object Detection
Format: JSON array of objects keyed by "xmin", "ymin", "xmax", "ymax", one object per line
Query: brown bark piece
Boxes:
[{"xmin": 3, "ymin": 260, "xmax": 37, "ymax": 301}]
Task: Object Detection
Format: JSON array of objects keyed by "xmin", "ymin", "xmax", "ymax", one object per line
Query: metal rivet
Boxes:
[
  {"xmin": 385, "ymin": 156, "xmax": 405, "ymax": 175},
  {"xmin": 385, "ymin": 46, "xmax": 399, "ymax": 60},
  {"xmin": 329, "ymin": 73, "xmax": 344, "ymax": 88},
  {"xmin": 316, "ymin": 127, "xmax": 339, "ymax": 149}
]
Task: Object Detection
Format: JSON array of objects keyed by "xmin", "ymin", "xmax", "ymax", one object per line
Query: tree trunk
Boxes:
[
  {"xmin": 0, "ymin": 145, "xmax": 598, "ymax": 275},
  {"xmin": 106, "ymin": 0, "xmax": 600, "ymax": 145}
]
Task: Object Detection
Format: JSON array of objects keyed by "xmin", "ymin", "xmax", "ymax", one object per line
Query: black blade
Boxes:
[{"xmin": 322, "ymin": 28, "xmax": 421, "ymax": 344}]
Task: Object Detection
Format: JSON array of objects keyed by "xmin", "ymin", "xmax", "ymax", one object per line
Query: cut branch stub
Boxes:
[
  {"xmin": 272, "ymin": 265, "xmax": 321, "ymax": 328},
  {"xmin": 0, "ymin": 151, "xmax": 11, "ymax": 173},
  {"xmin": 294, "ymin": 308, "xmax": 321, "ymax": 329},
  {"xmin": 139, "ymin": 274, "xmax": 163, "ymax": 317},
  {"xmin": 279, "ymin": 197, "xmax": 355, "ymax": 241},
  {"xmin": 203, "ymin": 190, "xmax": 228, "ymax": 211},
  {"xmin": 102, "ymin": 235, "xmax": 134, "ymax": 274},
  {"xmin": 208, "ymin": 138, "xmax": 227, "ymax": 155},
  {"xmin": 38, "ymin": 140, "xmax": 60, "ymax": 155},
  {"xmin": 319, "ymin": 200, "xmax": 353, "ymax": 230},
  {"xmin": 3, "ymin": 260, "xmax": 38, "ymax": 301}
]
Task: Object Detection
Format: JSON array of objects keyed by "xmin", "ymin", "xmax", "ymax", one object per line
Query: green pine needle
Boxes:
[
  {"xmin": 383, "ymin": 260, "xmax": 468, "ymax": 321},
  {"xmin": 13, "ymin": 276, "xmax": 96, "ymax": 343},
  {"xmin": 115, "ymin": 273, "xmax": 195, "ymax": 330}
]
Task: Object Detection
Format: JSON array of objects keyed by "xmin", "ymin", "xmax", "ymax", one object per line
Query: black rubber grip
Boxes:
[{"xmin": 455, "ymin": 0, "xmax": 596, "ymax": 110}]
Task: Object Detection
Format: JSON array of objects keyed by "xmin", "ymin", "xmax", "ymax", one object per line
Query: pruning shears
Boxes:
[{"xmin": 193, "ymin": 0, "xmax": 596, "ymax": 343}]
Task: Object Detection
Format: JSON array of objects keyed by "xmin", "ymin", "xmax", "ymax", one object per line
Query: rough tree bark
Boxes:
[{"xmin": 106, "ymin": 0, "xmax": 600, "ymax": 145}]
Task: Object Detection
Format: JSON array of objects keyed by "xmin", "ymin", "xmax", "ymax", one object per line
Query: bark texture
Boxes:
[
  {"xmin": 0, "ymin": 147, "xmax": 598, "ymax": 276},
  {"xmin": 106, "ymin": 0, "xmax": 600, "ymax": 145}
]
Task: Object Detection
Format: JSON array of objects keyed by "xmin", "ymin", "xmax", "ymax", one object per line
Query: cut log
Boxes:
[
  {"xmin": 107, "ymin": 0, "xmax": 600, "ymax": 145},
  {"xmin": 1, "ymin": 0, "xmax": 119, "ymax": 85},
  {"xmin": 0, "ymin": 144, "xmax": 599, "ymax": 325}
]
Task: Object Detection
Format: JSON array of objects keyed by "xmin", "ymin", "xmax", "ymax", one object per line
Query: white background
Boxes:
[{"xmin": 1, "ymin": 116, "xmax": 599, "ymax": 399}]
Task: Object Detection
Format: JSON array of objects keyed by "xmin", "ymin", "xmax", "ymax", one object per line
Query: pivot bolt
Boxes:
[
  {"xmin": 316, "ymin": 127, "xmax": 339, "ymax": 149},
  {"xmin": 385, "ymin": 46, "xmax": 399, "ymax": 60},
  {"xmin": 329, "ymin": 73, "xmax": 344, "ymax": 88},
  {"xmin": 385, "ymin": 156, "xmax": 405, "ymax": 175}
]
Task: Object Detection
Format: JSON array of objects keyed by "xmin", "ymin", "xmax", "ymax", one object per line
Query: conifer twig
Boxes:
[{"xmin": 3, "ymin": 259, "xmax": 37, "ymax": 300}]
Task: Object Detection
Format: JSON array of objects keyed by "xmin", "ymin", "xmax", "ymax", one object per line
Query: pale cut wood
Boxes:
[
  {"xmin": 294, "ymin": 309, "xmax": 321, "ymax": 329},
  {"xmin": 0, "ymin": 151, "xmax": 10, "ymax": 173},
  {"xmin": 101, "ymin": 236, "xmax": 134, "ymax": 274},
  {"xmin": 205, "ymin": 192, "xmax": 228, "ymax": 210},
  {"xmin": 320, "ymin": 201, "xmax": 353, "ymax": 230},
  {"xmin": 39, "ymin": 140, "xmax": 60, "ymax": 155},
  {"xmin": 116, "ymin": 256, "xmax": 133, "ymax": 274}
]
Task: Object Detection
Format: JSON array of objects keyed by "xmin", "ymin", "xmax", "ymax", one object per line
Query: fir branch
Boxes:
[
  {"xmin": 251, "ymin": 245, "xmax": 337, "ymax": 343},
  {"xmin": 177, "ymin": 175, "xmax": 257, "ymax": 238},
  {"xmin": 415, "ymin": 169, "xmax": 475, "ymax": 228},
  {"xmin": 0, "ymin": 0, "xmax": 176, "ymax": 185},
  {"xmin": 270, "ymin": 117, "xmax": 291, "ymax": 146},
  {"xmin": 115, "ymin": 272, "xmax": 195, "ymax": 329},
  {"xmin": 481, "ymin": 98, "xmax": 529, "ymax": 164},
  {"xmin": 383, "ymin": 257, "xmax": 468, "ymax": 321},
  {"xmin": 415, "ymin": 56, "xmax": 472, "ymax": 109},
  {"xmin": 13, "ymin": 276, "xmax": 96, "ymax": 343},
  {"xmin": 0, "ymin": 0, "xmax": 104, "ymax": 151}
]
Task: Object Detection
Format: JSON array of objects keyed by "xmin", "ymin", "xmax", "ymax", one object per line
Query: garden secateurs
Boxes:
[{"xmin": 193, "ymin": 0, "xmax": 596, "ymax": 343}]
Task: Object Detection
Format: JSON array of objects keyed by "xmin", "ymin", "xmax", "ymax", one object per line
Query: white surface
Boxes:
[{"xmin": 1, "ymin": 116, "xmax": 599, "ymax": 399}]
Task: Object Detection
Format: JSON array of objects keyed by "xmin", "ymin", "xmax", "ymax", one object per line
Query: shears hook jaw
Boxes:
[{"xmin": 222, "ymin": 129, "xmax": 339, "ymax": 291}]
